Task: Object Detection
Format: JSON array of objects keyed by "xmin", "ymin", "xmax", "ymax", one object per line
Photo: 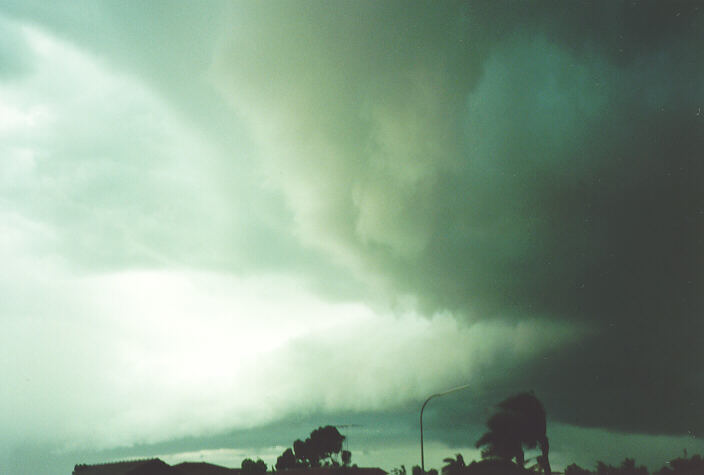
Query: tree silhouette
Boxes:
[
  {"xmin": 564, "ymin": 463, "xmax": 591, "ymax": 475},
  {"xmin": 276, "ymin": 448, "xmax": 298, "ymax": 471},
  {"xmin": 411, "ymin": 465, "xmax": 439, "ymax": 475},
  {"xmin": 465, "ymin": 459, "xmax": 530, "ymax": 475},
  {"xmin": 309, "ymin": 425, "xmax": 345, "ymax": 465},
  {"xmin": 276, "ymin": 425, "xmax": 347, "ymax": 469},
  {"xmin": 476, "ymin": 392, "xmax": 551, "ymax": 474},
  {"xmin": 342, "ymin": 450, "xmax": 352, "ymax": 467},
  {"xmin": 442, "ymin": 454, "xmax": 466, "ymax": 475},
  {"xmin": 655, "ymin": 452, "xmax": 704, "ymax": 474},
  {"xmin": 390, "ymin": 465, "xmax": 407, "ymax": 475},
  {"xmin": 242, "ymin": 458, "xmax": 267, "ymax": 475},
  {"xmin": 595, "ymin": 458, "xmax": 647, "ymax": 475},
  {"xmin": 294, "ymin": 438, "xmax": 313, "ymax": 467}
]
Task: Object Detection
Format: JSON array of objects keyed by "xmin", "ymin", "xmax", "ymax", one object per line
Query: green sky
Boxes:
[{"xmin": 0, "ymin": 1, "xmax": 703, "ymax": 474}]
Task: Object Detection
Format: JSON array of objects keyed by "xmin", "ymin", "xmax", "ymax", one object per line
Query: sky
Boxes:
[{"xmin": 0, "ymin": 1, "xmax": 703, "ymax": 474}]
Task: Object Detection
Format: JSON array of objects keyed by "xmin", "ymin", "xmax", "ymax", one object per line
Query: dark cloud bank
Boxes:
[
  {"xmin": 219, "ymin": 0, "xmax": 704, "ymax": 438},
  {"xmin": 5, "ymin": 0, "xmax": 701, "ymax": 452}
]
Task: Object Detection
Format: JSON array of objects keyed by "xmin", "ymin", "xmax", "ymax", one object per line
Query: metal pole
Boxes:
[{"xmin": 420, "ymin": 383, "xmax": 471, "ymax": 474}]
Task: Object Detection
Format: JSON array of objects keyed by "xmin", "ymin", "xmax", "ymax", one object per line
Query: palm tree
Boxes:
[
  {"xmin": 475, "ymin": 416, "xmax": 524, "ymax": 464},
  {"xmin": 442, "ymin": 454, "xmax": 466, "ymax": 475},
  {"xmin": 475, "ymin": 392, "xmax": 551, "ymax": 474}
]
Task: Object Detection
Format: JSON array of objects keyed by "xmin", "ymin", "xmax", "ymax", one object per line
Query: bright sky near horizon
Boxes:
[{"xmin": 1, "ymin": 2, "xmax": 703, "ymax": 474}]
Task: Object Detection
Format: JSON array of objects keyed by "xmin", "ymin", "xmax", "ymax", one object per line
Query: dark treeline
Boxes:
[
  {"xmin": 397, "ymin": 393, "xmax": 703, "ymax": 475},
  {"xmin": 430, "ymin": 393, "xmax": 704, "ymax": 475},
  {"xmin": 428, "ymin": 452, "xmax": 704, "ymax": 475},
  {"xmin": 242, "ymin": 395, "xmax": 703, "ymax": 475}
]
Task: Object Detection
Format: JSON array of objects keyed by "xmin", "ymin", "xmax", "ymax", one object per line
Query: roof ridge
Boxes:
[{"xmin": 74, "ymin": 458, "xmax": 162, "ymax": 468}]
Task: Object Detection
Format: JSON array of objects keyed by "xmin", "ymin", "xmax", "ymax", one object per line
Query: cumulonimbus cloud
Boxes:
[
  {"xmin": 1, "ymin": 0, "xmax": 702, "ymax": 455},
  {"xmin": 213, "ymin": 1, "xmax": 704, "ymax": 436}
]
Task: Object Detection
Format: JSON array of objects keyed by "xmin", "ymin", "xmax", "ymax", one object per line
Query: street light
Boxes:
[{"xmin": 419, "ymin": 383, "xmax": 471, "ymax": 473}]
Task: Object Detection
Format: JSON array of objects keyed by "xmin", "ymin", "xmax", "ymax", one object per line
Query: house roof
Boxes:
[
  {"xmin": 128, "ymin": 459, "xmax": 182, "ymax": 474},
  {"xmin": 174, "ymin": 462, "xmax": 241, "ymax": 475},
  {"xmin": 278, "ymin": 467, "xmax": 387, "ymax": 475},
  {"xmin": 74, "ymin": 459, "xmax": 385, "ymax": 475},
  {"xmin": 462, "ymin": 459, "xmax": 529, "ymax": 475},
  {"xmin": 73, "ymin": 458, "xmax": 175, "ymax": 475}
]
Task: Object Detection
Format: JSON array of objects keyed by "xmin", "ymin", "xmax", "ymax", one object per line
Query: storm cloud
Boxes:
[
  {"xmin": 1, "ymin": 1, "xmax": 703, "ymax": 473},
  {"xmin": 214, "ymin": 0, "xmax": 704, "ymax": 435}
]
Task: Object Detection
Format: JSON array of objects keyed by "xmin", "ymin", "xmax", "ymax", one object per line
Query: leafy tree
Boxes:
[
  {"xmin": 276, "ymin": 448, "xmax": 298, "ymax": 471},
  {"xmin": 411, "ymin": 466, "xmax": 439, "ymax": 475},
  {"xmin": 342, "ymin": 450, "xmax": 352, "ymax": 467},
  {"xmin": 655, "ymin": 452, "xmax": 704, "ymax": 474},
  {"xmin": 465, "ymin": 459, "xmax": 530, "ymax": 475},
  {"xmin": 294, "ymin": 439, "xmax": 312, "ymax": 467},
  {"xmin": 309, "ymin": 425, "xmax": 345, "ymax": 465},
  {"xmin": 276, "ymin": 425, "xmax": 347, "ymax": 469},
  {"xmin": 476, "ymin": 392, "xmax": 551, "ymax": 474},
  {"xmin": 242, "ymin": 458, "xmax": 268, "ymax": 475},
  {"xmin": 390, "ymin": 466, "xmax": 407, "ymax": 475},
  {"xmin": 595, "ymin": 458, "xmax": 647, "ymax": 475},
  {"xmin": 442, "ymin": 454, "xmax": 466, "ymax": 475},
  {"xmin": 565, "ymin": 463, "xmax": 592, "ymax": 475}
]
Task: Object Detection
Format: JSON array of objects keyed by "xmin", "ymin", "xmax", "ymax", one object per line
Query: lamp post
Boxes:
[{"xmin": 420, "ymin": 383, "xmax": 471, "ymax": 473}]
